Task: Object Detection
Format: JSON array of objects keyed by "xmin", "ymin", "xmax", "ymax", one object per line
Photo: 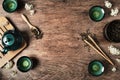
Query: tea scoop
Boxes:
[{"xmin": 21, "ymin": 14, "xmax": 42, "ymax": 39}]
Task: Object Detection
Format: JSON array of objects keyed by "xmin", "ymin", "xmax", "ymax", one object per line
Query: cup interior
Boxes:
[
  {"xmin": 88, "ymin": 60, "xmax": 105, "ymax": 76},
  {"xmin": 17, "ymin": 56, "xmax": 33, "ymax": 72}
]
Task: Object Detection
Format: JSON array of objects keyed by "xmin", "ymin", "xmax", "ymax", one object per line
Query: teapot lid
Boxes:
[{"xmin": 2, "ymin": 33, "xmax": 15, "ymax": 47}]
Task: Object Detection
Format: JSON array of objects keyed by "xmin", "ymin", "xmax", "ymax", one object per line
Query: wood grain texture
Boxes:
[{"xmin": 0, "ymin": 0, "xmax": 120, "ymax": 80}]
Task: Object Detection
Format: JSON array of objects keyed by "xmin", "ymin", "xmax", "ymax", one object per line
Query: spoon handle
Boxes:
[{"xmin": 21, "ymin": 14, "xmax": 33, "ymax": 29}]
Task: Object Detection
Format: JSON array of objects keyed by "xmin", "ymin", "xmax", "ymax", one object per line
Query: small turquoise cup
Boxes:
[
  {"xmin": 17, "ymin": 56, "xmax": 33, "ymax": 72},
  {"xmin": 88, "ymin": 60, "xmax": 105, "ymax": 76},
  {"xmin": 89, "ymin": 6, "xmax": 105, "ymax": 22},
  {"xmin": 2, "ymin": 0, "xmax": 18, "ymax": 13}
]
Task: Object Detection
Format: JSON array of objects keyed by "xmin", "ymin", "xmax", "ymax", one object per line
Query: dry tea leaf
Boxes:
[
  {"xmin": 31, "ymin": 28, "xmax": 43, "ymax": 39},
  {"xmin": 11, "ymin": 70, "xmax": 17, "ymax": 77}
]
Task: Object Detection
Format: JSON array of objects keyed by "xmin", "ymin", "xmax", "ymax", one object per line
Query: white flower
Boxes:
[
  {"xmin": 11, "ymin": 71, "xmax": 17, "ymax": 77},
  {"xmin": 25, "ymin": 3, "xmax": 34, "ymax": 11},
  {"xmin": 108, "ymin": 45, "xmax": 120, "ymax": 55},
  {"xmin": 116, "ymin": 58, "xmax": 120, "ymax": 63},
  {"xmin": 110, "ymin": 8, "xmax": 119, "ymax": 16},
  {"xmin": 25, "ymin": 3, "xmax": 36, "ymax": 15},
  {"xmin": 105, "ymin": 1, "xmax": 112, "ymax": 8},
  {"xmin": 112, "ymin": 67, "xmax": 116, "ymax": 72}
]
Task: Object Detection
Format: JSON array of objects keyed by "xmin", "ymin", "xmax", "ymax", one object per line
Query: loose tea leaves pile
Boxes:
[{"xmin": 80, "ymin": 29, "xmax": 98, "ymax": 52}]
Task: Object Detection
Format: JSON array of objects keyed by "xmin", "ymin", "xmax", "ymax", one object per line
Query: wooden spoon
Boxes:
[{"xmin": 21, "ymin": 14, "xmax": 42, "ymax": 39}]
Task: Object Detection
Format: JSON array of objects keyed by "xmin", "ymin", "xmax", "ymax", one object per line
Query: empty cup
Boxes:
[
  {"xmin": 2, "ymin": 0, "xmax": 18, "ymax": 13},
  {"xmin": 17, "ymin": 56, "xmax": 33, "ymax": 72},
  {"xmin": 89, "ymin": 6, "xmax": 105, "ymax": 22},
  {"xmin": 88, "ymin": 60, "xmax": 105, "ymax": 76}
]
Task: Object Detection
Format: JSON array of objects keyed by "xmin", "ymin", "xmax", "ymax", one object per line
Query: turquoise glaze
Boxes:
[
  {"xmin": 88, "ymin": 60, "xmax": 105, "ymax": 76},
  {"xmin": 2, "ymin": 0, "xmax": 18, "ymax": 13},
  {"xmin": 3, "ymin": 34, "xmax": 15, "ymax": 46},
  {"xmin": 17, "ymin": 56, "xmax": 33, "ymax": 72},
  {"xmin": 89, "ymin": 6, "xmax": 105, "ymax": 22}
]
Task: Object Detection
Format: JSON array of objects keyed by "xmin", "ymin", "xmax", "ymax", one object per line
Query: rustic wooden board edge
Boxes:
[{"xmin": 0, "ymin": 41, "xmax": 27, "ymax": 68}]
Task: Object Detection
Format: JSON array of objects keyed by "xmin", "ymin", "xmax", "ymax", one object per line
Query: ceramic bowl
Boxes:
[
  {"xmin": 88, "ymin": 60, "xmax": 105, "ymax": 76},
  {"xmin": 89, "ymin": 6, "xmax": 105, "ymax": 22},
  {"xmin": 2, "ymin": 0, "xmax": 18, "ymax": 13},
  {"xmin": 104, "ymin": 20, "xmax": 120, "ymax": 42},
  {"xmin": 17, "ymin": 56, "xmax": 33, "ymax": 72}
]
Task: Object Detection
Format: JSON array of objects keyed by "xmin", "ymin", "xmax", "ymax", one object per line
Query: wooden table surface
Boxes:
[{"xmin": 0, "ymin": 0, "xmax": 120, "ymax": 80}]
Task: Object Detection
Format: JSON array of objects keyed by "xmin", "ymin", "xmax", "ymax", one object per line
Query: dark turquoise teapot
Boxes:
[{"xmin": 2, "ymin": 30, "xmax": 23, "ymax": 53}]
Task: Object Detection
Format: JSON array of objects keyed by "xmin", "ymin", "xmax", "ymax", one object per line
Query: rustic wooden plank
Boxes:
[
  {"xmin": 0, "ymin": 41, "xmax": 3, "ymax": 50},
  {"xmin": 0, "ymin": 0, "xmax": 120, "ymax": 80},
  {"xmin": 0, "ymin": 17, "xmax": 14, "ymax": 30},
  {"xmin": 0, "ymin": 29, "xmax": 4, "ymax": 35},
  {"xmin": 0, "ymin": 26, "xmax": 7, "ymax": 32}
]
